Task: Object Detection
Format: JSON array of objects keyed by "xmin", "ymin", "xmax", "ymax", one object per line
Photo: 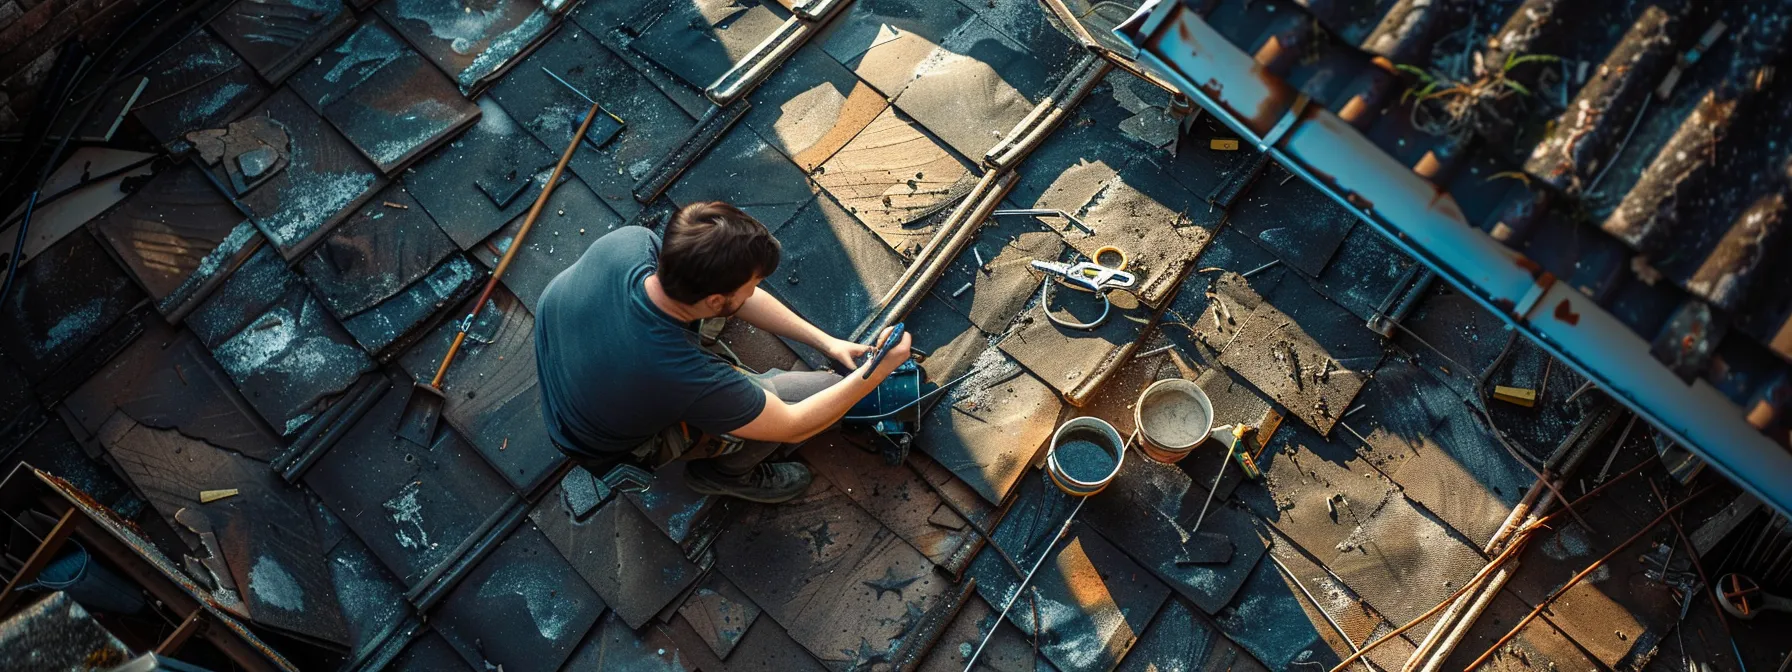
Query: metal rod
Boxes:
[
  {"xmin": 1188, "ymin": 428, "xmax": 1239, "ymax": 535},
  {"xmin": 991, "ymin": 208, "xmax": 1094, "ymax": 234},
  {"xmin": 1462, "ymin": 484, "xmax": 1712, "ymax": 671},
  {"xmin": 1649, "ymin": 479, "xmax": 1748, "ymax": 672},
  {"xmin": 1595, "ymin": 415, "xmax": 1640, "ymax": 485},
  {"xmin": 541, "ymin": 66, "xmax": 596, "ymax": 104},
  {"xmin": 962, "ymin": 497, "xmax": 1087, "ymax": 672},
  {"xmin": 1242, "ymin": 260, "xmax": 1279, "ymax": 278},
  {"xmin": 1266, "ymin": 551, "xmax": 1380, "ymax": 671}
]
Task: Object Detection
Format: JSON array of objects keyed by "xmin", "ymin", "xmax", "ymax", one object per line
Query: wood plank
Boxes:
[
  {"xmin": 156, "ymin": 609, "xmax": 207, "ymax": 655},
  {"xmin": 0, "ymin": 508, "xmax": 80, "ymax": 614}
]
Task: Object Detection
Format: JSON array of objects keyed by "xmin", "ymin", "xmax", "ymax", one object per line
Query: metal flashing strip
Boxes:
[
  {"xmin": 1120, "ymin": 0, "xmax": 1792, "ymax": 518},
  {"xmin": 705, "ymin": 0, "xmax": 853, "ymax": 105}
]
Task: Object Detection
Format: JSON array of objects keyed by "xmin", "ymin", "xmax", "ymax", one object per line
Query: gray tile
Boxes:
[
  {"xmin": 531, "ymin": 490, "xmax": 700, "ymax": 629},
  {"xmin": 967, "ymin": 471, "xmax": 1171, "ymax": 672},
  {"xmin": 1115, "ymin": 597, "xmax": 1217, "ymax": 672},
  {"xmin": 1211, "ymin": 556, "xmax": 1338, "ymax": 671},
  {"xmin": 304, "ymin": 377, "xmax": 516, "ymax": 588},
  {"xmin": 0, "ymin": 230, "xmax": 145, "ymax": 386},
  {"xmin": 1081, "ymin": 455, "xmax": 1269, "ymax": 616},
  {"xmin": 395, "ymin": 288, "xmax": 565, "ymax": 492},
  {"xmin": 90, "ymin": 161, "xmax": 259, "ymax": 318},
  {"xmin": 431, "ymin": 524, "xmax": 605, "ymax": 672},
  {"xmin": 743, "ymin": 44, "xmax": 890, "ymax": 171},
  {"xmin": 298, "ymin": 184, "xmax": 474, "ymax": 353},
  {"xmin": 376, "ymin": 0, "xmax": 555, "ymax": 94},
  {"xmin": 404, "ymin": 96, "xmax": 561, "ymax": 249},
  {"xmin": 714, "ymin": 474, "xmax": 954, "ymax": 668},
  {"xmin": 761, "ymin": 193, "xmax": 905, "ymax": 341},
  {"xmin": 466, "ymin": 175, "xmax": 624, "ymax": 309},
  {"xmin": 183, "ymin": 246, "xmax": 376, "ymax": 436},
  {"xmin": 888, "ymin": 16, "xmax": 1053, "ymax": 161},
  {"xmin": 933, "ymin": 202, "xmax": 1067, "ymax": 334},
  {"xmin": 1217, "ymin": 278, "xmax": 1385, "ymax": 436},
  {"xmin": 211, "ymin": 0, "xmax": 355, "ymax": 84},
  {"xmin": 1227, "ymin": 165, "xmax": 1356, "ymax": 277},
  {"xmin": 676, "ymin": 572, "xmax": 763, "ymax": 659},
  {"xmin": 488, "ymin": 30, "xmax": 699, "ymax": 220},
  {"xmin": 559, "ymin": 611, "xmax": 691, "ymax": 671},
  {"xmin": 667, "ymin": 125, "xmax": 817, "ymax": 231},
  {"xmin": 288, "ymin": 17, "xmax": 483, "ymax": 174},
  {"xmin": 126, "ymin": 30, "xmax": 273, "ymax": 152},
  {"xmin": 632, "ymin": 0, "xmax": 790, "ymax": 90},
  {"xmin": 914, "ymin": 345, "xmax": 1061, "ymax": 505},
  {"xmin": 819, "ymin": 0, "xmax": 975, "ymax": 97}
]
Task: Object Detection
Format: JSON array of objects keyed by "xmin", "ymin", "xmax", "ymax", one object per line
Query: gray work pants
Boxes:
[{"xmin": 631, "ymin": 369, "xmax": 842, "ymax": 475}]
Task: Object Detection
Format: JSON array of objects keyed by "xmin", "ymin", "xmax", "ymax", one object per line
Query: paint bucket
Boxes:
[
  {"xmin": 1133, "ymin": 378, "xmax": 1214, "ymax": 464},
  {"xmin": 1046, "ymin": 417, "xmax": 1126, "ymax": 496}
]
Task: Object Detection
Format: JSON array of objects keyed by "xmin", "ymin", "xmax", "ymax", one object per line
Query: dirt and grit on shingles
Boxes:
[{"xmin": 712, "ymin": 472, "xmax": 954, "ymax": 668}]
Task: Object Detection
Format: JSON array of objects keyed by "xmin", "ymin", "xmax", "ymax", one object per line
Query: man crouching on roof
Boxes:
[{"xmin": 534, "ymin": 201, "xmax": 912, "ymax": 503}]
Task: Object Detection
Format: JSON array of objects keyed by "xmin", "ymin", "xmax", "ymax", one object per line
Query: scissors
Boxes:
[{"xmin": 1030, "ymin": 255, "xmax": 1137, "ymax": 330}]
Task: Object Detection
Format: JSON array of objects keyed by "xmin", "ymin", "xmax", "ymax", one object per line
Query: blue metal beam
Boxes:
[{"xmin": 1119, "ymin": 0, "xmax": 1792, "ymax": 517}]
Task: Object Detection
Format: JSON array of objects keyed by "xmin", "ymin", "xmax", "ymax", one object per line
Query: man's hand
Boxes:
[
  {"xmin": 821, "ymin": 337, "xmax": 872, "ymax": 372},
  {"xmin": 858, "ymin": 326, "xmax": 913, "ymax": 383}
]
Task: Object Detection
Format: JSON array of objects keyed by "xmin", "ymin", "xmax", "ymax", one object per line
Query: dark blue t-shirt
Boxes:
[{"xmin": 534, "ymin": 227, "xmax": 765, "ymax": 456}]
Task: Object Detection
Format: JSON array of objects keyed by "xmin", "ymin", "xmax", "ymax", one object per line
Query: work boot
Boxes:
[{"xmin": 684, "ymin": 459, "xmax": 813, "ymax": 503}]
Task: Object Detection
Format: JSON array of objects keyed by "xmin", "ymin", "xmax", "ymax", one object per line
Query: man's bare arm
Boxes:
[
  {"xmin": 733, "ymin": 289, "xmax": 868, "ymax": 369},
  {"xmin": 728, "ymin": 329, "xmax": 912, "ymax": 444}
]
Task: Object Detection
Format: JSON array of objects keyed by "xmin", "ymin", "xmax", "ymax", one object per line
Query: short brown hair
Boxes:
[{"xmin": 658, "ymin": 201, "xmax": 781, "ymax": 304}]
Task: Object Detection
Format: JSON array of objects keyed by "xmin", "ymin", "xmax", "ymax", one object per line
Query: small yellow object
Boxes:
[
  {"xmin": 1492, "ymin": 386, "xmax": 1538, "ymax": 407},
  {"xmin": 1092, "ymin": 245, "xmax": 1128, "ymax": 270},
  {"xmin": 1210, "ymin": 138, "xmax": 1240, "ymax": 151},
  {"xmin": 200, "ymin": 489, "xmax": 239, "ymax": 503}
]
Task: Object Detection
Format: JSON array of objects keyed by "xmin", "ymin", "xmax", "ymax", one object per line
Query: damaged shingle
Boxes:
[
  {"xmin": 90, "ymin": 161, "xmax": 262, "ymax": 320},
  {"xmin": 487, "ymin": 29, "xmax": 699, "ymax": 219},
  {"xmin": 299, "ymin": 184, "xmax": 482, "ymax": 356},
  {"xmin": 632, "ymin": 0, "xmax": 791, "ymax": 91},
  {"xmin": 224, "ymin": 88, "xmax": 389, "ymax": 260},
  {"xmin": 99, "ymin": 412, "xmax": 351, "ymax": 644},
  {"xmin": 185, "ymin": 246, "xmax": 374, "ymax": 436},
  {"xmin": 304, "ymin": 374, "xmax": 516, "ymax": 588},
  {"xmin": 211, "ymin": 0, "xmax": 356, "ymax": 84},
  {"xmin": 288, "ymin": 17, "xmax": 483, "ymax": 174},
  {"xmin": 376, "ymin": 0, "xmax": 557, "ymax": 95}
]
